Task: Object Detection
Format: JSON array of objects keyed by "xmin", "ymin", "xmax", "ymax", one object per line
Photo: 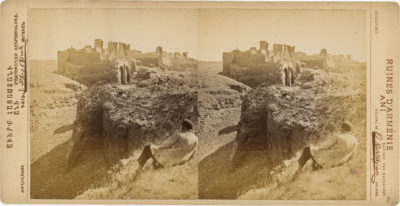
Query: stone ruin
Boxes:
[
  {"xmin": 222, "ymin": 41, "xmax": 302, "ymax": 88},
  {"xmin": 222, "ymin": 40, "xmax": 360, "ymax": 88},
  {"xmin": 115, "ymin": 57, "xmax": 136, "ymax": 85},
  {"xmin": 57, "ymin": 39, "xmax": 196, "ymax": 86}
]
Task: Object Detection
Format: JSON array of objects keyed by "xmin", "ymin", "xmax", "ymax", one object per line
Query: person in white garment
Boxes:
[
  {"xmin": 298, "ymin": 121, "xmax": 358, "ymax": 170},
  {"xmin": 137, "ymin": 119, "xmax": 198, "ymax": 169}
]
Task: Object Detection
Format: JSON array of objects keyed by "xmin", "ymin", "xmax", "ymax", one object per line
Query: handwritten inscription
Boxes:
[
  {"xmin": 3, "ymin": 13, "xmax": 27, "ymax": 150},
  {"xmin": 371, "ymin": 59, "xmax": 396, "ymax": 200}
]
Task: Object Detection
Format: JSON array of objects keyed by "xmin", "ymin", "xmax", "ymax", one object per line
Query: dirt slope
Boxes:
[
  {"xmin": 237, "ymin": 68, "xmax": 367, "ymax": 200},
  {"xmin": 76, "ymin": 61, "xmax": 250, "ymax": 199},
  {"xmin": 30, "ymin": 60, "xmax": 86, "ymax": 162},
  {"xmin": 29, "ymin": 60, "xmax": 109, "ymax": 199},
  {"xmin": 199, "ymin": 67, "xmax": 366, "ymax": 200}
]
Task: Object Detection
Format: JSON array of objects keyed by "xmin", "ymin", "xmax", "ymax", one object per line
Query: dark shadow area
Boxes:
[
  {"xmin": 199, "ymin": 141, "xmax": 273, "ymax": 199},
  {"xmin": 53, "ymin": 124, "xmax": 74, "ymax": 135},
  {"xmin": 218, "ymin": 125, "xmax": 237, "ymax": 136},
  {"xmin": 31, "ymin": 139, "xmax": 108, "ymax": 199}
]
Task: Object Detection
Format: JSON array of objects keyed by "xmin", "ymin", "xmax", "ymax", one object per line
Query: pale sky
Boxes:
[
  {"xmin": 198, "ymin": 9, "xmax": 366, "ymax": 61},
  {"xmin": 30, "ymin": 8, "xmax": 366, "ymax": 62},
  {"xmin": 29, "ymin": 9, "xmax": 199, "ymax": 60}
]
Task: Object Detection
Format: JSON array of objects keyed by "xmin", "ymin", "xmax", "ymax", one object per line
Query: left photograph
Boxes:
[{"xmin": 29, "ymin": 8, "xmax": 199, "ymax": 199}]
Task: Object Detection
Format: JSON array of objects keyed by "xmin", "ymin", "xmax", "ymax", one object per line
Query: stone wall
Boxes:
[
  {"xmin": 133, "ymin": 53, "xmax": 162, "ymax": 67},
  {"xmin": 233, "ymin": 51, "xmax": 265, "ymax": 67},
  {"xmin": 222, "ymin": 52, "xmax": 234, "ymax": 73},
  {"xmin": 57, "ymin": 39, "xmax": 195, "ymax": 86}
]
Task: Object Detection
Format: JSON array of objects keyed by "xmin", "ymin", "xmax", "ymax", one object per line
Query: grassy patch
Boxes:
[{"xmin": 77, "ymin": 157, "xmax": 197, "ymax": 199}]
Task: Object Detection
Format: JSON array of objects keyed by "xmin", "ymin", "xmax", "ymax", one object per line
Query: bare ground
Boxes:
[
  {"xmin": 76, "ymin": 61, "xmax": 249, "ymax": 199},
  {"xmin": 30, "ymin": 60, "xmax": 108, "ymax": 198},
  {"xmin": 30, "ymin": 60, "xmax": 366, "ymax": 200},
  {"xmin": 30, "ymin": 60, "xmax": 86, "ymax": 162}
]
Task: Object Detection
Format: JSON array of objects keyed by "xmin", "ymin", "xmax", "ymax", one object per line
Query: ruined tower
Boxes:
[
  {"xmin": 182, "ymin": 52, "xmax": 188, "ymax": 60},
  {"xmin": 94, "ymin": 39, "xmax": 103, "ymax": 49},
  {"xmin": 288, "ymin": 46, "xmax": 295, "ymax": 57},
  {"xmin": 175, "ymin": 52, "xmax": 181, "ymax": 60},
  {"xmin": 273, "ymin": 44, "xmax": 284, "ymax": 57},
  {"xmin": 156, "ymin": 46, "xmax": 163, "ymax": 55},
  {"xmin": 283, "ymin": 44, "xmax": 290, "ymax": 57},
  {"xmin": 320, "ymin": 48, "xmax": 328, "ymax": 58},
  {"xmin": 108, "ymin": 42, "xmax": 118, "ymax": 53},
  {"xmin": 259, "ymin": 41, "xmax": 268, "ymax": 51}
]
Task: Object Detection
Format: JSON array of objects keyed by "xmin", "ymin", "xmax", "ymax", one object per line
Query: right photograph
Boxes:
[{"xmin": 197, "ymin": 9, "xmax": 367, "ymax": 200}]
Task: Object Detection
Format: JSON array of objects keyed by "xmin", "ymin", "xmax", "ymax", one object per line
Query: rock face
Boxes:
[
  {"xmin": 232, "ymin": 69, "xmax": 363, "ymax": 167},
  {"xmin": 66, "ymin": 69, "xmax": 198, "ymax": 166}
]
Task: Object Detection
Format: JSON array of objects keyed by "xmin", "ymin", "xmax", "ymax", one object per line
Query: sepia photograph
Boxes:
[
  {"xmin": 1, "ymin": 1, "xmax": 397, "ymax": 204},
  {"xmin": 28, "ymin": 7, "xmax": 367, "ymax": 200},
  {"xmin": 29, "ymin": 8, "xmax": 199, "ymax": 199},
  {"xmin": 197, "ymin": 9, "xmax": 366, "ymax": 200}
]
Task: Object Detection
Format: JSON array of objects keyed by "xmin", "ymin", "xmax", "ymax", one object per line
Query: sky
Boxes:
[
  {"xmin": 30, "ymin": 8, "xmax": 366, "ymax": 62},
  {"xmin": 29, "ymin": 9, "xmax": 199, "ymax": 60}
]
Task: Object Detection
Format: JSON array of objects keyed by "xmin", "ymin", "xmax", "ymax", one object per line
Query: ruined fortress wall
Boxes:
[
  {"xmin": 302, "ymin": 59, "xmax": 325, "ymax": 69},
  {"xmin": 227, "ymin": 62, "xmax": 282, "ymax": 88},
  {"xmin": 59, "ymin": 61, "xmax": 115, "ymax": 86},
  {"xmin": 233, "ymin": 52, "xmax": 265, "ymax": 67},
  {"xmin": 247, "ymin": 62, "xmax": 279, "ymax": 75},
  {"xmin": 132, "ymin": 53, "xmax": 162, "ymax": 67},
  {"xmin": 135, "ymin": 56, "xmax": 161, "ymax": 67},
  {"xmin": 57, "ymin": 47, "xmax": 115, "ymax": 86},
  {"xmin": 229, "ymin": 64, "xmax": 246, "ymax": 76},
  {"xmin": 67, "ymin": 50, "xmax": 101, "ymax": 65},
  {"xmin": 259, "ymin": 41, "xmax": 268, "ymax": 51},
  {"xmin": 223, "ymin": 52, "xmax": 234, "ymax": 73}
]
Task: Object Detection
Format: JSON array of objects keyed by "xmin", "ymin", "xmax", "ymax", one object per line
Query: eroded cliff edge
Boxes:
[
  {"xmin": 66, "ymin": 68, "xmax": 198, "ymax": 166},
  {"xmin": 232, "ymin": 69, "xmax": 365, "ymax": 167}
]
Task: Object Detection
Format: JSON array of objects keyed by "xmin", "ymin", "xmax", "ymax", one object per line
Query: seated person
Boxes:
[
  {"xmin": 298, "ymin": 121, "xmax": 358, "ymax": 170},
  {"xmin": 137, "ymin": 119, "xmax": 198, "ymax": 169}
]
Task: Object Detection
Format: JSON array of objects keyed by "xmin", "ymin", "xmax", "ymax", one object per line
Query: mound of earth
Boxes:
[
  {"xmin": 197, "ymin": 62, "xmax": 251, "ymax": 159},
  {"xmin": 67, "ymin": 68, "xmax": 198, "ymax": 166},
  {"xmin": 31, "ymin": 66, "xmax": 198, "ymax": 199},
  {"xmin": 232, "ymin": 69, "xmax": 363, "ymax": 166},
  {"xmin": 200, "ymin": 68, "xmax": 366, "ymax": 199},
  {"xmin": 77, "ymin": 62, "xmax": 251, "ymax": 200}
]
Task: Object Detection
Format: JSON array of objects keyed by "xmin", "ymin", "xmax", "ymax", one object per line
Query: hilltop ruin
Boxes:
[
  {"xmin": 58, "ymin": 39, "xmax": 199, "ymax": 167},
  {"xmin": 57, "ymin": 39, "xmax": 196, "ymax": 86},
  {"xmin": 222, "ymin": 40, "xmax": 362, "ymax": 88}
]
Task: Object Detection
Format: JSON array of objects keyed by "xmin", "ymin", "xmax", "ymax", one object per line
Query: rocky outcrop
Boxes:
[
  {"xmin": 66, "ymin": 70, "xmax": 198, "ymax": 166},
  {"xmin": 232, "ymin": 70, "xmax": 363, "ymax": 167}
]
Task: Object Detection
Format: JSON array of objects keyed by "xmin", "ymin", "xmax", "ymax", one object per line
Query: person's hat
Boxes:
[
  {"xmin": 182, "ymin": 119, "xmax": 194, "ymax": 130},
  {"xmin": 341, "ymin": 121, "xmax": 353, "ymax": 132}
]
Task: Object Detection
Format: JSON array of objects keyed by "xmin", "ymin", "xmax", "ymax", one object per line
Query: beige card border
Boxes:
[{"xmin": 1, "ymin": 0, "xmax": 399, "ymax": 204}]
